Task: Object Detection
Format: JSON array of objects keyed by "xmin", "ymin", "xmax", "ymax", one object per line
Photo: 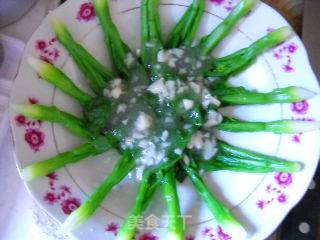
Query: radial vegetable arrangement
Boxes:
[{"xmin": 13, "ymin": 0, "xmax": 319, "ymax": 239}]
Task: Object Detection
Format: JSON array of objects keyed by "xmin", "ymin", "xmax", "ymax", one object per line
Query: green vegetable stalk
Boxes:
[
  {"xmin": 218, "ymin": 140, "xmax": 290, "ymax": 163},
  {"xmin": 53, "ymin": 17, "xmax": 112, "ymax": 93},
  {"xmin": 162, "ymin": 170, "xmax": 185, "ymax": 240},
  {"xmin": 217, "ymin": 118, "xmax": 320, "ymax": 134},
  {"xmin": 199, "ymin": 153, "xmax": 302, "ymax": 173},
  {"xmin": 117, "ymin": 157, "xmax": 181, "ymax": 240},
  {"xmin": 141, "ymin": 0, "xmax": 163, "ymax": 72},
  {"xmin": 27, "ymin": 57, "xmax": 92, "ymax": 105},
  {"xmin": 93, "ymin": 0, "xmax": 133, "ymax": 78},
  {"xmin": 21, "ymin": 136, "xmax": 113, "ymax": 181},
  {"xmin": 167, "ymin": 0, "xmax": 205, "ymax": 48},
  {"xmin": 116, "ymin": 171, "xmax": 160, "ymax": 240},
  {"xmin": 12, "ymin": 104, "xmax": 90, "ymax": 139},
  {"xmin": 206, "ymin": 27, "xmax": 293, "ymax": 77},
  {"xmin": 183, "ymin": 164, "xmax": 246, "ymax": 238},
  {"xmin": 214, "ymin": 86, "xmax": 316, "ymax": 105},
  {"xmin": 62, "ymin": 150, "xmax": 135, "ymax": 231},
  {"xmin": 198, "ymin": 0, "xmax": 257, "ymax": 55}
]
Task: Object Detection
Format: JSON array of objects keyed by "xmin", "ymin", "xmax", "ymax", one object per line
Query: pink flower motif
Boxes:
[
  {"xmin": 292, "ymin": 134, "xmax": 301, "ymax": 143},
  {"xmin": 138, "ymin": 233, "xmax": 158, "ymax": 240},
  {"xmin": 15, "ymin": 114, "xmax": 27, "ymax": 126},
  {"xmin": 60, "ymin": 185, "xmax": 71, "ymax": 194},
  {"xmin": 210, "ymin": 0, "xmax": 225, "ymax": 5},
  {"xmin": 275, "ymin": 172, "xmax": 292, "ymax": 187},
  {"xmin": 77, "ymin": 2, "xmax": 96, "ymax": 21},
  {"xmin": 46, "ymin": 172, "xmax": 58, "ymax": 181},
  {"xmin": 283, "ymin": 64, "xmax": 294, "ymax": 72},
  {"xmin": 61, "ymin": 197, "xmax": 81, "ymax": 215},
  {"xmin": 49, "ymin": 37, "xmax": 58, "ymax": 45},
  {"xmin": 266, "ymin": 184, "xmax": 272, "ymax": 193},
  {"xmin": 287, "ymin": 43, "xmax": 298, "ymax": 53},
  {"xmin": 186, "ymin": 235, "xmax": 195, "ymax": 240},
  {"xmin": 36, "ymin": 40, "xmax": 47, "ymax": 51},
  {"xmin": 53, "ymin": 49, "xmax": 60, "ymax": 60},
  {"xmin": 225, "ymin": 6, "xmax": 233, "ymax": 11},
  {"xmin": 267, "ymin": 27, "xmax": 275, "ymax": 33},
  {"xmin": 301, "ymin": 117, "xmax": 315, "ymax": 122},
  {"xmin": 273, "ymin": 41, "xmax": 298, "ymax": 72},
  {"xmin": 25, "ymin": 128, "xmax": 45, "ymax": 152},
  {"xmin": 105, "ymin": 222, "xmax": 119, "ymax": 235},
  {"xmin": 44, "ymin": 192, "xmax": 58, "ymax": 204},
  {"xmin": 35, "ymin": 38, "xmax": 60, "ymax": 64},
  {"xmin": 217, "ymin": 226, "xmax": 231, "ymax": 240},
  {"xmin": 273, "ymin": 52, "xmax": 281, "ymax": 59},
  {"xmin": 202, "ymin": 227, "xmax": 213, "ymax": 236},
  {"xmin": 28, "ymin": 97, "xmax": 39, "ymax": 104},
  {"xmin": 257, "ymin": 200, "xmax": 265, "ymax": 209},
  {"xmin": 277, "ymin": 193, "xmax": 287, "ymax": 203},
  {"xmin": 39, "ymin": 55, "xmax": 53, "ymax": 64},
  {"xmin": 291, "ymin": 100, "xmax": 309, "ymax": 115}
]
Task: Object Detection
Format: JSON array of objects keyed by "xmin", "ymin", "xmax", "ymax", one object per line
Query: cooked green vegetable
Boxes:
[
  {"xmin": 162, "ymin": 170, "xmax": 185, "ymax": 240},
  {"xmin": 218, "ymin": 140, "xmax": 285, "ymax": 162},
  {"xmin": 12, "ymin": 104, "xmax": 90, "ymax": 139},
  {"xmin": 183, "ymin": 163, "xmax": 246, "ymax": 238},
  {"xmin": 21, "ymin": 136, "xmax": 113, "ymax": 181},
  {"xmin": 62, "ymin": 150, "xmax": 135, "ymax": 231},
  {"xmin": 27, "ymin": 57, "xmax": 92, "ymax": 105},
  {"xmin": 206, "ymin": 27, "xmax": 292, "ymax": 77},
  {"xmin": 141, "ymin": 0, "xmax": 163, "ymax": 77},
  {"xmin": 53, "ymin": 17, "xmax": 112, "ymax": 93},
  {"xmin": 83, "ymin": 97, "xmax": 115, "ymax": 136},
  {"xmin": 214, "ymin": 86, "xmax": 316, "ymax": 105},
  {"xmin": 201, "ymin": 140, "xmax": 303, "ymax": 172},
  {"xmin": 217, "ymin": 118, "xmax": 320, "ymax": 134},
  {"xmin": 199, "ymin": 153, "xmax": 302, "ymax": 173},
  {"xmin": 117, "ymin": 158, "xmax": 180, "ymax": 240},
  {"xmin": 116, "ymin": 170, "xmax": 159, "ymax": 240},
  {"xmin": 198, "ymin": 0, "xmax": 257, "ymax": 55},
  {"xmin": 167, "ymin": 0, "xmax": 205, "ymax": 48},
  {"xmin": 93, "ymin": 0, "xmax": 134, "ymax": 78}
]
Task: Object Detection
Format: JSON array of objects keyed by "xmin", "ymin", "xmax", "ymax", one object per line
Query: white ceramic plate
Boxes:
[{"xmin": 10, "ymin": 0, "xmax": 320, "ymax": 239}]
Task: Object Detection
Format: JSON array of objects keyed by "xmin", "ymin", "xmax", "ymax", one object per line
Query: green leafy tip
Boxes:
[
  {"xmin": 27, "ymin": 56, "xmax": 48, "ymax": 75},
  {"xmin": 52, "ymin": 16, "xmax": 70, "ymax": 43}
]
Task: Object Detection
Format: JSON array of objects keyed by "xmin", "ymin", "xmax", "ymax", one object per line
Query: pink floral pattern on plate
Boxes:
[
  {"xmin": 77, "ymin": 2, "xmax": 96, "ymax": 21},
  {"xmin": 291, "ymin": 117, "xmax": 315, "ymax": 143},
  {"xmin": 186, "ymin": 234, "xmax": 196, "ymax": 240},
  {"xmin": 105, "ymin": 222, "xmax": 120, "ymax": 236},
  {"xmin": 256, "ymin": 172, "xmax": 293, "ymax": 210},
  {"xmin": 268, "ymin": 26, "xmax": 298, "ymax": 72},
  {"xmin": 15, "ymin": 97, "xmax": 45, "ymax": 152},
  {"xmin": 44, "ymin": 172, "xmax": 81, "ymax": 215},
  {"xmin": 138, "ymin": 232, "xmax": 158, "ymax": 240},
  {"xmin": 210, "ymin": 0, "xmax": 235, "ymax": 12},
  {"xmin": 104, "ymin": 224, "xmax": 159, "ymax": 239},
  {"xmin": 35, "ymin": 37, "xmax": 60, "ymax": 64},
  {"xmin": 201, "ymin": 225, "xmax": 232, "ymax": 240},
  {"xmin": 273, "ymin": 43, "xmax": 298, "ymax": 72},
  {"xmin": 291, "ymin": 100, "xmax": 309, "ymax": 115},
  {"xmin": 290, "ymin": 100, "xmax": 315, "ymax": 143},
  {"xmin": 103, "ymin": 224, "xmax": 231, "ymax": 240}
]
